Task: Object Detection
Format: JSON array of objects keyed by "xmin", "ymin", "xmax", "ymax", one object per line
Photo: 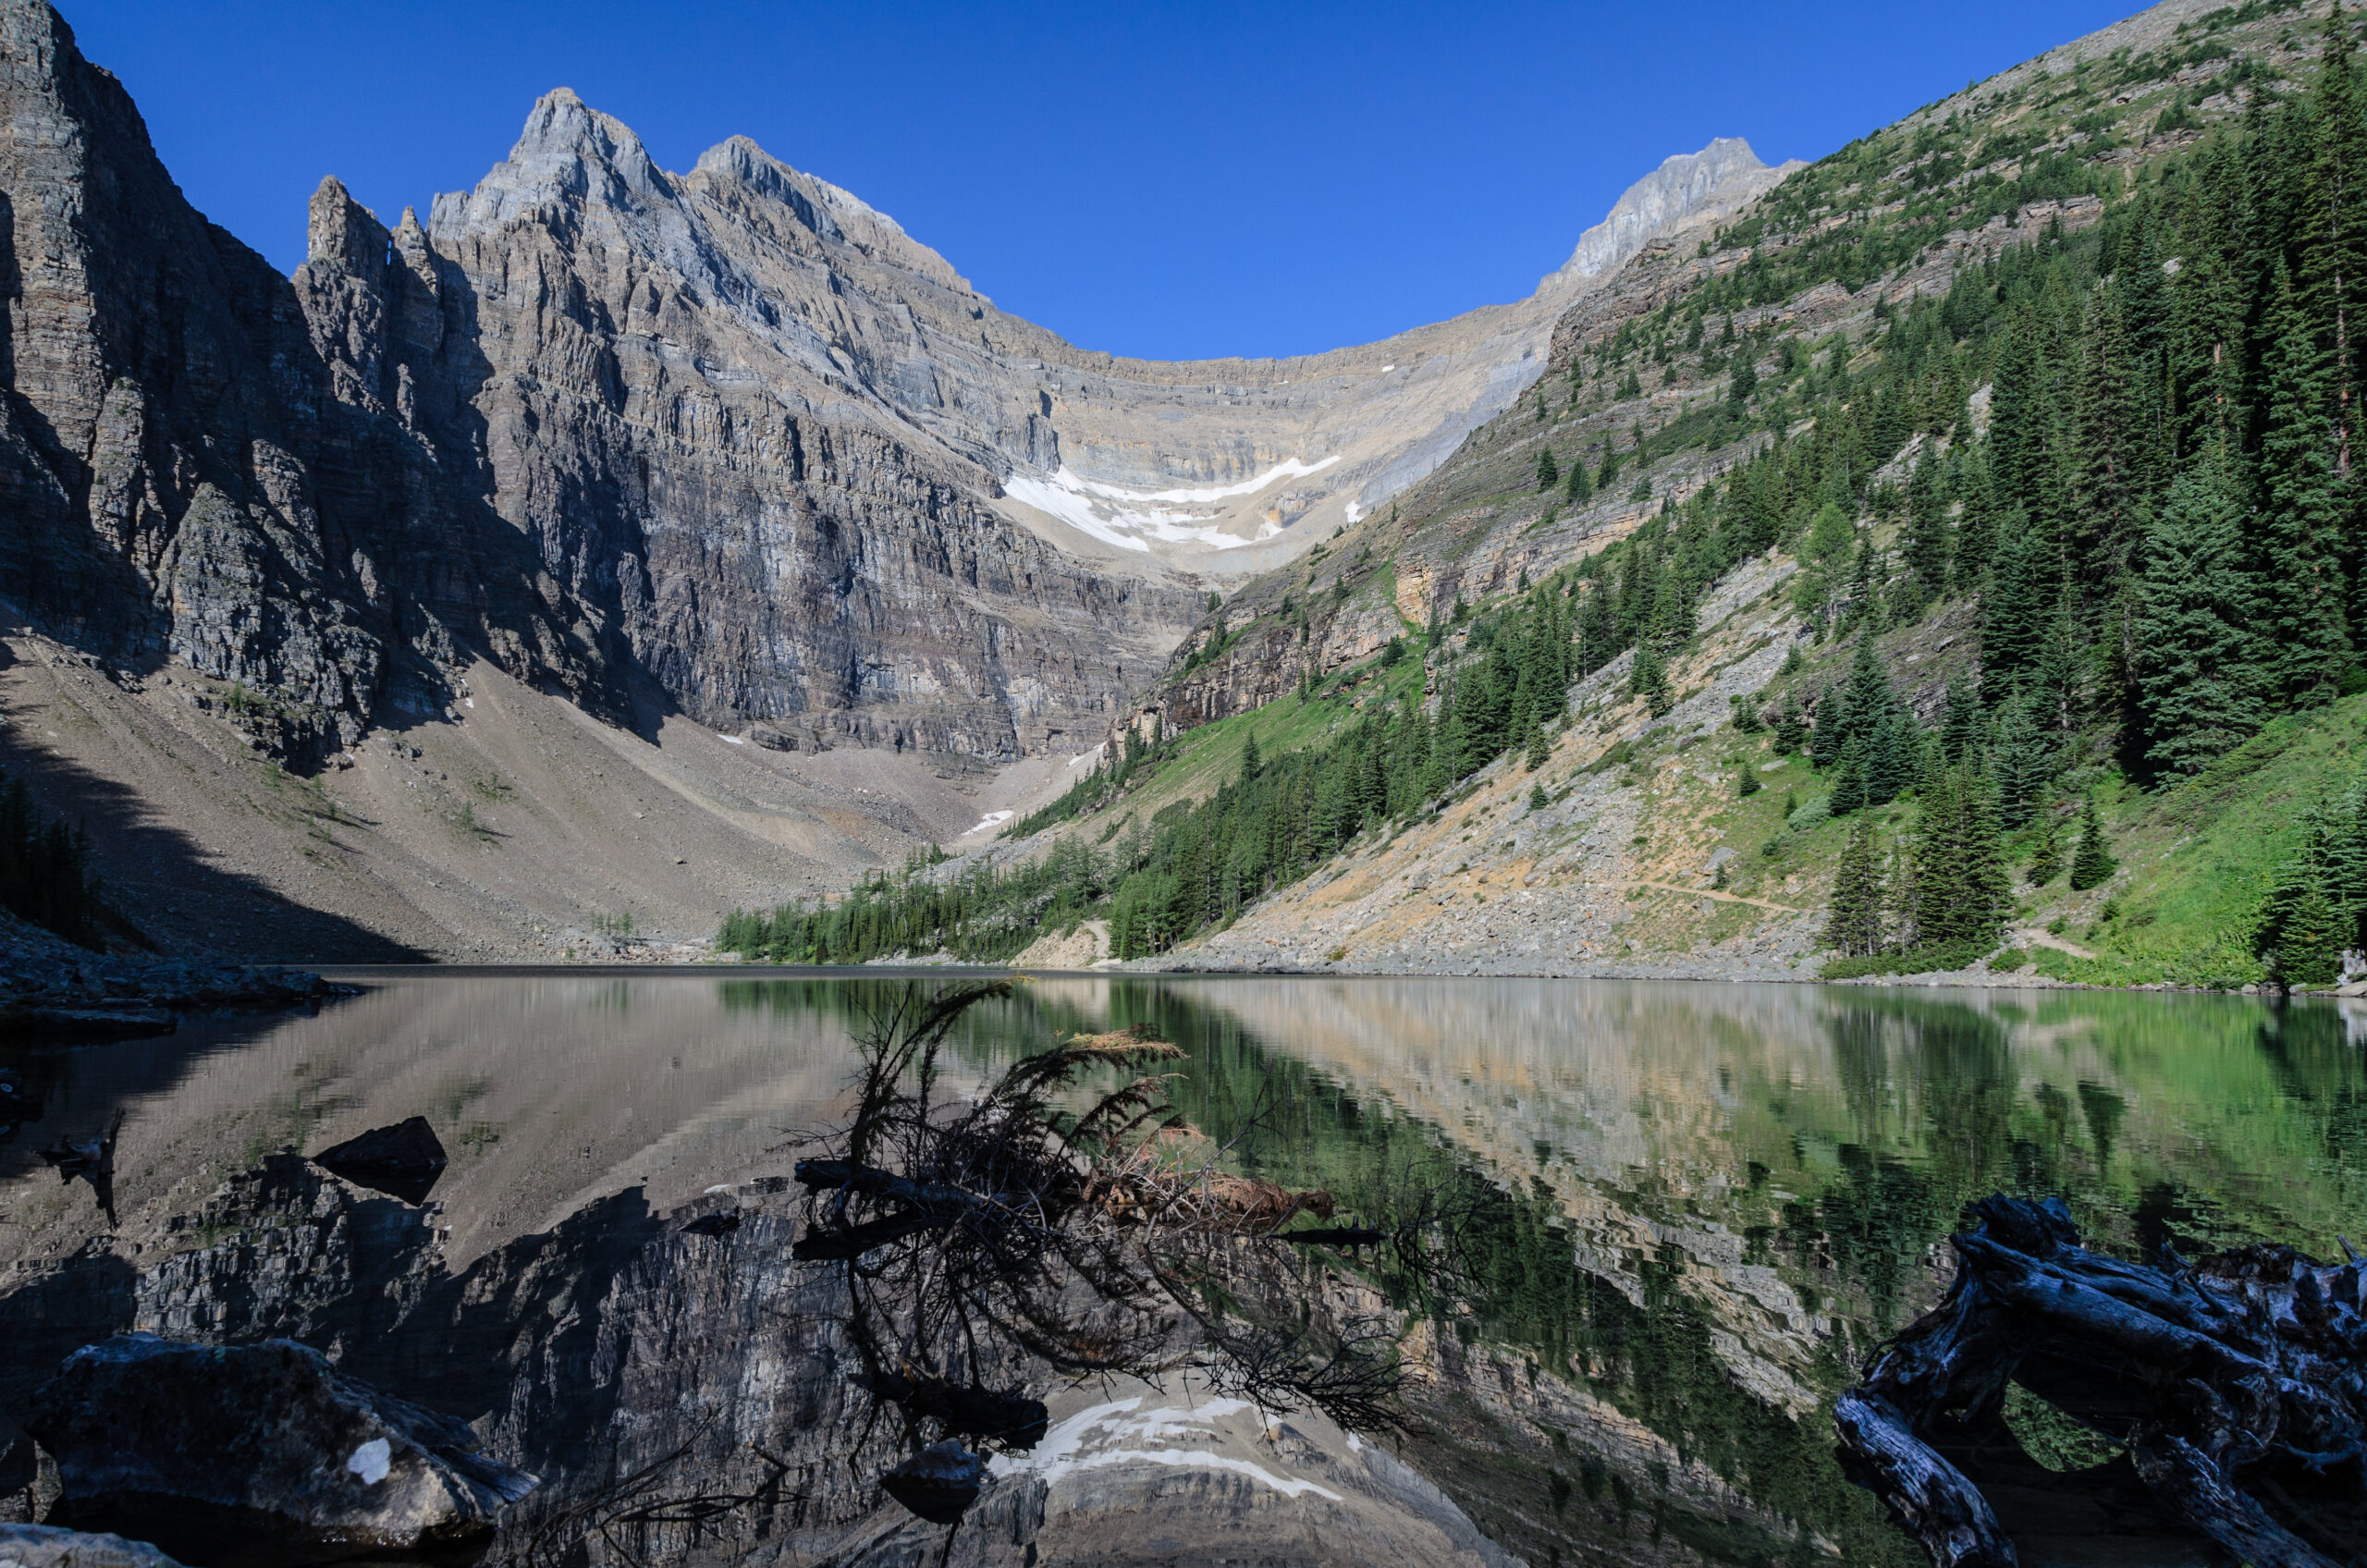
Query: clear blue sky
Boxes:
[{"xmin": 68, "ymin": 0, "xmax": 2134, "ymax": 361}]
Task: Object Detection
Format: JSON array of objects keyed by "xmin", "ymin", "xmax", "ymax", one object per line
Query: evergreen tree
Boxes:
[
  {"xmin": 1564, "ymin": 455, "xmax": 1593, "ymax": 503},
  {"xmin": 2028, "ymin": 804, "xmax": 2064, "ymax": 885},
  {"xmin": 1824, "ymin": 813, "xmax": 1888, "ymax": 956},
  {"xmin": 1739, "ymin": 760, "xmax": 1762, "ymax": 797},
  {"xmin": 1992, "ymin": 693, "xmax": 2053, "ymax": 828},
  {"xmin": 1938, "ymin": 678, "xmax": 1983, "ymax": 764},
  {"xmin": 1538, "ymin": 447, "xmax": 1560, "ymax": 491},
  {"xmin": 2132, "ymin": 445, "xmax": 2263, "ymax": 776},
  {"xmin": 2252, "ymin": 260, "xmax": 2349, "ymax": 706},
  {"xmin": 2277, "ymin": 878, "xmax": 2346, "ymax": 986},
  {"xmin": 1915, "ymin": 763, "xmax": 2011, "ymax": 952},
  {"xmin": 1831, "ymin": 737, "xmax": 1870, "ymax": 816},
  {"xmin": 1773, "ymin": 690, "xmax": 1807, "ymax": 754},
  {"xmin": 1903, "ymin": 453, "xmax": 1950, "ymax": 594},
  {"xmin": 1631, "ymin": 643, "xmax": 1674, "ymax": 716},
  {"xmin": 2067, "ymin": 793, "xmax": 2118, "ymax": 890},
  {"xmin": 1955, "ymin": 451, "xmax": 2000, "ymax": 587},
  {"xmin": 1980, "ymin": 515, "xmax": 2050, "ymax": 697},
  {"xmin": 1810, "ymin": 683, "xmax": 1848, "ymax": 770},
  {"xmin": 1729, "ymin": 352, "xmax": 1758, "ymax": 407},
  {"xmin": 1528, "ymin": 783, "xmax": 1551, "ymax": 813}
]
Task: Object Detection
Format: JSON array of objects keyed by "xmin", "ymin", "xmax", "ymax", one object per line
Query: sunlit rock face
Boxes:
[{"xmin": 0, "ymin": 0, "xmax": 1789, "ymax": 763}]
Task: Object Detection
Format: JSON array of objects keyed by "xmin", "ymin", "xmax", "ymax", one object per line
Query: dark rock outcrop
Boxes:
[
  {"xmin": 27, "ymin": 1334, "xmax": 534, "ymax": 1563},
  {"xmin": 0, "ymin": 1524, "xmax": 184, "ymax": 1568},
  {"xmin": 308, "ymin": 1118, "xmax": 446, "ymax": 1207}
]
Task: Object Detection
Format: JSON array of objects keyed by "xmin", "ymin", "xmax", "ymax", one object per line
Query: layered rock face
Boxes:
[
  {"xmin": 0, "ymin": 4, "xmax": 618, "ymax": 764},
  {"xmin": 0, "ymin": 0, "xmax": 1795, "ymax": 774}
]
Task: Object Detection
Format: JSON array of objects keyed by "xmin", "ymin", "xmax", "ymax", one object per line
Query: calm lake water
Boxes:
[{"xmin": 4, "ymin": 972, "xmax": 2363, "ymax": 1558}]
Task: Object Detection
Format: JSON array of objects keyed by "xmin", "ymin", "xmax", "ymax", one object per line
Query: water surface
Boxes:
[{"xmin": 3, "ymin": 974, "xmax": 2361, "ymax": 1558}]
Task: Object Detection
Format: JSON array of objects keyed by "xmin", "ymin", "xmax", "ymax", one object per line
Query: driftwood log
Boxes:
[{"xmin": 1835, "ymin": 1195, "xmax": 2366, "ymax": 1567}]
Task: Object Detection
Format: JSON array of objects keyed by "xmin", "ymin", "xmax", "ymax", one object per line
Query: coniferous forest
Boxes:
[{"xmin": 725, "ymin": 8, "xmax": 2367, "ymax": 986}]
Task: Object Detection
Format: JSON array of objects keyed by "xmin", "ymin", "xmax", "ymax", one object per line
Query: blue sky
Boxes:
[{"xmin": 70, "ymin": 0, "xmax": 2133, "ymax": 361}]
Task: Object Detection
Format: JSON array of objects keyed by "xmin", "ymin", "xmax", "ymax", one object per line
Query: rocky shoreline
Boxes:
[{"xmin": 0, "ymin": 914, "xmax": 346, "ymax": 1040}]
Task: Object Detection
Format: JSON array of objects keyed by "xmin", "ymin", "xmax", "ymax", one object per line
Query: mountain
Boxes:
[
  {"xmin": 742, "ymin": 0, "xmax": 2367, "ymax": 993},
  {"xmin": 0, "ymin": 0, "xmax": 1789, "ymax": 956}
]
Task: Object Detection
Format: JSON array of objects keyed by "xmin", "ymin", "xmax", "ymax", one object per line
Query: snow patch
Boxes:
[
  {"xmin": 1344, "ymin": 500, "xmax": 1365, "ymax": 524},
  {"xmin": 1004, "ymin": 457, "xmax": 1341, "ymax": 552},
  {"xmin": 988, "ymin": 1397, "xmax": 1343, "ymax": 1501},
  {"xmin": 967, "ymin": 810, "xmax": 1014, "ymax": 835},
  {"xmin": 1380, "ymin": 364, "xmax": 1396, "ymax": 373},
  {"xmin": 717, "ymin": 733, "xmax": 746, "ymax": 744}
]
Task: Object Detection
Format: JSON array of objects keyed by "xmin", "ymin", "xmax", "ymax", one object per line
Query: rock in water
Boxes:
[
  {"xmin": 26, "ymin": 1334, "xmax": 535, "ymax": 1563},
  {"xmin": 309, "ymin": 1118, "xmax": 447, "ymax": 1205},
  {"xmin": 878, "ymin": 1440, "xmax": 986, "ymax": 1524},
  {"xmin": 0, "ymin": 1525, "xmax": 186, "ymax": 1567}
]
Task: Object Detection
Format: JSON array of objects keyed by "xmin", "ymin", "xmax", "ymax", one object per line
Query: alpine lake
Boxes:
[{"xmin": 2, "ymin": 972, "xmax": 2361, "ymax": 1566}]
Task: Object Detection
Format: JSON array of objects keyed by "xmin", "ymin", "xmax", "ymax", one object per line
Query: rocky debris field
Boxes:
[{"xmin": 0, "ymin": 912, "xmax": 337, "ymax": 1040}]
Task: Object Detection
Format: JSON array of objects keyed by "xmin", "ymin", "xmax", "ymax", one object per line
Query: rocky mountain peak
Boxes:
[
  {"xmin": 690, "ymin": 132, "xmax": 972, "ymax": 293},
  {"xmin": 306, "ymin": 175, "xmax": 386, "ymax": 274},
  {"xmin": 432, "ymin": 86, "xmax": 672, "ymax": 234},
  {"xmin": 1541, "ymin": 136, "xmax": 1803, "ymax": 290}
]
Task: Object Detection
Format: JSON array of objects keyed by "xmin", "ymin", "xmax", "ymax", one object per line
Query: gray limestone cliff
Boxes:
[
  {"xmin": 0, "ymin": 0, "xmax": 1807, "ymax": 776},
  {"xmin": 1542, "ymin": 138, "xmax": 1802, "ymax": 288}
]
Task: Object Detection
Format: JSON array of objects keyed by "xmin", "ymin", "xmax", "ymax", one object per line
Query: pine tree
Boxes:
[
  {"xmin": 1739, "ymin": 760, "xmax": 1762, "ymax": 797},
  {"xmin": 2252, "ymin": 260, "xmax": 2349, "ymax": 706},
  {"xmin": 1915, "ymin": 763, "xmax": 2011, "ymax": 952},
  {"xmin": 1831, "ymin": 737, "xmax": 1870, "ymax": 816},
  {"xmin": 1980, "ymin": 514, "xmax": 2049, "ymax": 697},
  {"xmin": 1564, "ymin": 455, "xmax": 1593, "ymax": 503},
  {"xmin": 1955, "ymin": 450, "xmax": 2000, "ymax": 587},
  {"xmin": 1528, "ymin": 783, "xmax": 1551, "ymax": 813},
  {"xmin": 1938, "ymin": 678, "xmax": 1983, "ymax": 764},
  {"xmin": 1810, "ymin": 683, "xmax": 1848, "ymax": 770},
  {"xmin": 2067, "ymin": 793, "xmax": 2117, "ymax": 890},
  {"xmin": 1903, "ymin": 452, "xmax": 1950, "ymax": 594},
  {"xmin": 1240, "ymin": 733, "xmax": 1263, "ymax": 784},
  {"xmin": 2132, "ymin": 444, "xmax": 2263, "ymax": 776},
  {"xmin": 2278, "ymin": 878, "xmax": 2346, "ymax": 986},
  {"xmin": 1773, "ymin": 690, "xmax": 1807, "ymax": 753},
  {"xmin": 1824, "ymin": 813, "xmax": 1888, "ymax": 956},
  {"xmin": 1538, "ymin": 447, "xmax": 1560, "ymax": 491},
  {"xmin": 1992, "ymin": 693, "xmax": 2052, "ymax": 828},
  {"xmin": 1631, "ymin": 644, "xmax": 1674, "ymax": 716},
  {"xmin": 2028, "ymin": 804, "xmax": 2064, "ymax": 885},
  {"xmin": 1730, "ymin": 352, "xmax": 1758, "ymax": 408}
]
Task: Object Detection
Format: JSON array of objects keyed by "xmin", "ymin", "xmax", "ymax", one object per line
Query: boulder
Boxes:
[
  {"xmin": 26, "ymin": 1335, "xmax": 533, "ymax": 1564},
  {"xmin": 878, "ymin": 1440, "xmax": 985, "ymax": 1524},
  {"xmin": 0, "ymin": 1525, "xmax": 184, "ymax": 1567},
  {"xmin": 308, "ymin": 1118, "xmax": 447, "ymax": 1205}
]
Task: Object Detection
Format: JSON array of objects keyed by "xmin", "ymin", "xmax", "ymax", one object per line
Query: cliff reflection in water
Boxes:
[{"xmin": 0, "ymin": 974, "xmax": 2361, "ymax": 1565}]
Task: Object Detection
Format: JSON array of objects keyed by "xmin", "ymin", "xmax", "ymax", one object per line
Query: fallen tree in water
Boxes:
[
  {"xmin": 794, "ymin": 982, "xmax": 1479, "ymax": 1526},
  {"xmin": 1836, "ymin": 1194, "xmax": 2366, "ymax": 1567}
]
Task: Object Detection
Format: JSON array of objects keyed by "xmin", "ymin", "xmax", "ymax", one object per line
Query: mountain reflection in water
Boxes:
[{"xmin": 1, "ymin": 974, "xmax": 2360, "ymax": 1564}]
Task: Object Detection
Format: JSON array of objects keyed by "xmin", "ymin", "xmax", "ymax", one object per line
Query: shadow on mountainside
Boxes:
[{"xmin": 0, "ymin": 721, "xmax": 420, "ymax": 964}]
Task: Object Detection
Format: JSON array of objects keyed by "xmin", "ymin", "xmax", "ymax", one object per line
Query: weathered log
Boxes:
[
  {"xmin": 1836, "ymin": 1196, "xmax": 2366, "ymax": 1568},
  {"xmin": 860, "ymin": 1372, "xmax": 1048, "ymax": 1450},
  {"xmin": 790, "ymin": 1209, "xmax": 953, "ymax": 1262},
  {"xmin": 791, "ymin": 1158, "xmax": 1003, "ymax": 1216}
]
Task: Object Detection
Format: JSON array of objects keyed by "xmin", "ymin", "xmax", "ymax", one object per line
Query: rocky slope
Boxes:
[{"xmin": 975, "ymin": 0, "xmax": 2299, "ymax": 985}]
